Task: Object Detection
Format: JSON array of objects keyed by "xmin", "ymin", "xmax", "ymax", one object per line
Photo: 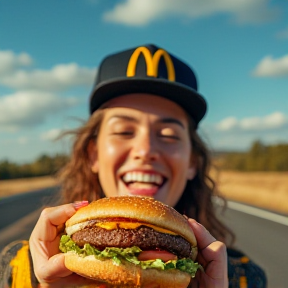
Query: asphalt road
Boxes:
[
  {"xmin": 0, "ymin": 189, "xmax": 287, "ymax": 288},
  {"xmin": 217, "ymin": 204, "xmax": 288, "ymax": 288},
  {"xmin": 0, "ymin": 187, "xmax": 60, "ymax": 249},
  {"xmin": 0, "ymin": 187, "xmax": 60, "ymax": 230}
]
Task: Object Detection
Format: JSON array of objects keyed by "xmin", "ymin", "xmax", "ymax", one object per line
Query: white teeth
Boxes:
[
  {"xmin": 143, "ymin": 174, "xmax": 150, "ymax": 182},
  {"xmin": 124, "ymin": 173, "xmax": 132, "ymax": 182},
  {"xmin": 123, "ymin": 172, "xmax": 164, "ymax": 185},
  {"xmin": 132, "ymin": 172, "xmax": 138, "ymax": 182},
  {"xmin": 136, "ymin": 173, "xmax": 142, "ymax": 182}
]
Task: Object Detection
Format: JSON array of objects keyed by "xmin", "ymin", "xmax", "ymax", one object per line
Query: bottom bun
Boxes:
[{"xmin": 65, "ymin": 252, "xmax": 191, "ymax": 288}]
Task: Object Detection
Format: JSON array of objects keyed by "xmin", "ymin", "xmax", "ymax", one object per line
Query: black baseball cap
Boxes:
[{"xmin": 89, "ymin": 44, "xmax": 207, "ymax": 128}]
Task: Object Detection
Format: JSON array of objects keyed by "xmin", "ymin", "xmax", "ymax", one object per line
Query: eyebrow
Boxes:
[
  {"xmin": 159, "ymin": 118, "xmax": 185, "ymax": 129},
  {"xmin": 107, "ymin": 115, "xmax": 139, "ymax": 123},
  {"xmin": 107, "ymin": 114, "xmax": 185, "ymax": 129}
]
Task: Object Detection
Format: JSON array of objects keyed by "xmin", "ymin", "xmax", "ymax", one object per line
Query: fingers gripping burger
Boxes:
[{"xmin": 59, "ymin": 196, "xmax": 202, "ymax": 287}]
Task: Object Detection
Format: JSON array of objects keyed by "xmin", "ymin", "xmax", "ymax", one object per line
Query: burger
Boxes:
[{"xmin": 59, "ymin": 196, "xmax": 202, "ymax": 287}]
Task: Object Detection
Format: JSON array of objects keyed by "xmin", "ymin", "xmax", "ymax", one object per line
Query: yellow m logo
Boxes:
[{"xmin": 126, "ymin": 47, "xmax": 175, "ymax": 81}]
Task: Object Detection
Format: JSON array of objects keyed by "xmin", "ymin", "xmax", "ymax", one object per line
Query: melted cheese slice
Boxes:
[{"xmin": 95, "ymin": 222, "xmax": 177, "ymax": 235}]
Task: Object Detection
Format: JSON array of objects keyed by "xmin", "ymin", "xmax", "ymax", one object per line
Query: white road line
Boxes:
[{"xmin": 227, "ymin": 200, "xmax": 288, "ymax": 226}]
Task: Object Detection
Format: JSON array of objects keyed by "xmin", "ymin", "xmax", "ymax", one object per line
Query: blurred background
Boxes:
[
  {"xmin": 0, "ymin": 1, "xmax": 288, "ymax": 287},
  {"xmin": 1, "ymin": 0, "xmax": 288, "ymax": 213},
  {"xmin": 0, "ymin": 0, "xmax": 288, "ymax": 161}
]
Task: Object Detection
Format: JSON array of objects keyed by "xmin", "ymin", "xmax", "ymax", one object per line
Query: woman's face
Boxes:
[{"xmin": 90, "ymin": 94, "xmax": 196, "ymax": 207}]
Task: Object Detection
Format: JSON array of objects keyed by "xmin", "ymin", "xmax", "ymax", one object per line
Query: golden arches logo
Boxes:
[{"xmin": 126, "ymin": 47, "xmax": 175, "ymax": 81}]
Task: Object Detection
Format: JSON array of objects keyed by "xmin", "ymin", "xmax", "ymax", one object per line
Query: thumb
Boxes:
[{"xmin": 37, "ymin": 253, "xmax": 72, "ymax": 282}]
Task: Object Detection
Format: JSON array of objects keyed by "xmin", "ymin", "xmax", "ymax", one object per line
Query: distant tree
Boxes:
[
  {"xmin": 268, "ymin": 144, "xmax": 288, "ymax": 171},
  {"xmin": 217, "ymin": 141, "xmax": 288, "ymax": 171},
  {"xmin": 0, "ymin": 160, "xmax": 21, "ymax": 179},
  {"xmin": 0, "ymin": 154, "xmax": 69, "ymax": 180},
  {"xmin": 246, "ymin": 141, "xmax": 268, "ymax": 171}
]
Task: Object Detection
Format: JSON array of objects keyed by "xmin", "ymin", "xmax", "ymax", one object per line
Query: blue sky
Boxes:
[{"xmin": 0, "ymin": 0, "xmax": 287, "ymax": 163}]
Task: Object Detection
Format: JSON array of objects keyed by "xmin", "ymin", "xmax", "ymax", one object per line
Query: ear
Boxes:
[
  {"xmin": 187, "ymin": 155, "xmax": 197, "ymax": 180},
  {"xmin": 87, "ymin": 140, "xmax": 98, "ymax": 174}
]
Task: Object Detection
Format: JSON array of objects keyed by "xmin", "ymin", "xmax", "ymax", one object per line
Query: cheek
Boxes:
[
  {"xmin": 168, "ymin": 144, "xmax": 192, "ymax": 181},
  {"xmin": 168, "ymin": 154, "xmax": 191, "ymax": 206},
  {"xmin": 97, "ymin": 143, "xmax": 118, "ymax": 196},
  {"xmin": 99, "ymin": 138, "xmax": 123, "ymax": 162},
  {"xmin": 168, "ymin": 142, "xmax": 191, "ymax": 166},
  {"xmin": 97, "ymin": 139, "xmax": 127, "ymax": 180}
]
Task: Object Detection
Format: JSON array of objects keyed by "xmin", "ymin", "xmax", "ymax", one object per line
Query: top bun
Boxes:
[{"xmin": 66, "ymin": 196, "xmax": 197, "ymax": 247}]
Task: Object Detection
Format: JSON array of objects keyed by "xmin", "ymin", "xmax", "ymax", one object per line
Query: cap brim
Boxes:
[{"xmin": 89, "ymin": 78, "xmax": 207, "ymax": 127}]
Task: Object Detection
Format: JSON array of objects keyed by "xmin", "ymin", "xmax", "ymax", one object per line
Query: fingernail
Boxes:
[
  {"xmin": 183, "ymin": 214, "xmax": 189, "ymax": 220},
  {"xmin": 73, "ymin": 200, "xmax": 89, "ymax": 210}
]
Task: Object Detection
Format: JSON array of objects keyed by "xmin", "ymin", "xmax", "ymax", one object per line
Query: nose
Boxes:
[{"xmin": 131, "ymin": 130, "xmax": 159, "ymax": 162}]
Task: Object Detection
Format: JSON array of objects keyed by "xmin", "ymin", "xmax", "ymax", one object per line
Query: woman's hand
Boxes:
[
  {"xmin": 29, "ymin": 203, "xmax": 227, "ymax": 288},
  {"xmin": 188, "ymin": 219, "xmax": 228, "ymax": 288},
  {"xmin": 29, "ymin": 201, "xmax": 92, "ymax": 286}
]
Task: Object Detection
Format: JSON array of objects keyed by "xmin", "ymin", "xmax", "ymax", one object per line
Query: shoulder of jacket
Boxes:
[
  {"xmin": 0, "ymin": 240, "xmax": 38, "ymax": 288},
  {"xmin": 0, "ymin": 240, "xmax": 28, "ymax": 269},
  {"xmin": 227, "ymin": 247, "xmax": 267, "ymax": 288}
]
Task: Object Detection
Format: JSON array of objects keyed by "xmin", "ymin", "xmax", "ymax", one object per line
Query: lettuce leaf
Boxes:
[{"xmin": 59, "ymin": 235, "xmax": 202, "ymax": 277}]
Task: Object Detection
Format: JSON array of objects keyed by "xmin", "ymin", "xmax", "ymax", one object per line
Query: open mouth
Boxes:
[{"xmin": 122, "ymin": 172, "xmax": 166, "ymax": 190}]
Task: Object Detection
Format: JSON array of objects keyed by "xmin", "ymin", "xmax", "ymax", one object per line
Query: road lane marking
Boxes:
[{"xmin": 226, "ymin": 200, "xmax": 288, "ymax": 226}]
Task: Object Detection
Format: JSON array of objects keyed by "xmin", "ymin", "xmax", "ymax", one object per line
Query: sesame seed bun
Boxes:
[
  {"xmin": 63, "ymin": 196, "xmax": 199, "ymax": 287},
  {"xmin": 66, "ymin": 196, "xmax": 197, "ymax": 248},
  {"xmin": 64, "ymin": 252, "xmax": 191, "ymax": 288}
]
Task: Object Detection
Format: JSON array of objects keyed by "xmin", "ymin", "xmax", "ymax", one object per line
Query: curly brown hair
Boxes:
[
  {"xmin": 174, "ymin": 119, "xmax": 235, "ymax": 245},
  {"xmin": 56, "ymin": 109, "xmax": 235, "ymax": 246}
]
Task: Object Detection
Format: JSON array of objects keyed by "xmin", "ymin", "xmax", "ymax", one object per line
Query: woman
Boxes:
[{"xmin": 0, "ymin": 44, "xmax": 266, "ymax": 288}]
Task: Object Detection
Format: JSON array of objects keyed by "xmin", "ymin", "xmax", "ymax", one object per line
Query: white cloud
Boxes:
[
  {"xmin": 216, "ymin": 112, "xmax": 287, "ymax": 132},
  {"xmin": 40, "ymin": 129, "xmax": 62, "ymax": 141},
  {"xmin": 202, "ymin": 112, "xmax": 288, "ymax": 151},
  {"xmin": 17, "ymin": 137, "xmax": 29, "ymax": 144},
  {"xmin": 103, "ymin": 1, "xmax": 165, "ymax": 26},
  {"xmin": 103, "ymin": 0, "xmax": 279, "ymax": 26},
  {"xmin": 253, "ymin": 54, "xmax": 288, "ymax": 77},
  {"xmin": 0, "ymin": 50, "xmax": 33, "ymax": 76},
  {"xmin": 0, "ymin": 91, "xmax": 78, "ymax": 131},
  {"xmin": 276, "ymin": 27, "xmax": 288, "ymax": 39},
  {"xmin": 0, "ymin": 62, "xmax": 96, "ymax": 91},
  {"xmin": 216, "ymin": 117, "xmax": 238, "ymax": 131}
]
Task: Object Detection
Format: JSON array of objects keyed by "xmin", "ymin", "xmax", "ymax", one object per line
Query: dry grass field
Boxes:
[
  {"xmin": 0, "ymin": 176, "xmax": 58, "ymax": 198},
  {"xmin": 212, "ymin": 170, "xmax": 288, "ymax": 215},
  {"xmin": 1, "ymin": 171, "xmax": 288, "ymax": 215}
]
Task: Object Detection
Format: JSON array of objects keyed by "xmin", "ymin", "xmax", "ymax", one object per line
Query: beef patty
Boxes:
[{"xmin": 71, "ymin": 225, "xmax": 192, "ymax": 259}]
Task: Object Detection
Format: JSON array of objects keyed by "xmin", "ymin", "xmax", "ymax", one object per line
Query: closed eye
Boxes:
[
  {"xmin": 113, "ymin": 131, "xmax": 133, "ymax": 134},
  {"xmin": 160, "ymin": 134, "xmax": 180, "ymax": 140},
  {"xmin": 112, "ymin": 131, "xmax": 134, "ymax": 137},
  {"xmin": 158, "ymin": 127, "xmax": 180, "ymax": 141}
]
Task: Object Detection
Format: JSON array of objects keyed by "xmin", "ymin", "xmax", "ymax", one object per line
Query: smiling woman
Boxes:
[
  {"xmin": 89, "ymin": 94, "xmax": 195, "ymax": 207},
  {"xmin": 0, "ymin": 44, "xmax": 266, "ymax": 288}
]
